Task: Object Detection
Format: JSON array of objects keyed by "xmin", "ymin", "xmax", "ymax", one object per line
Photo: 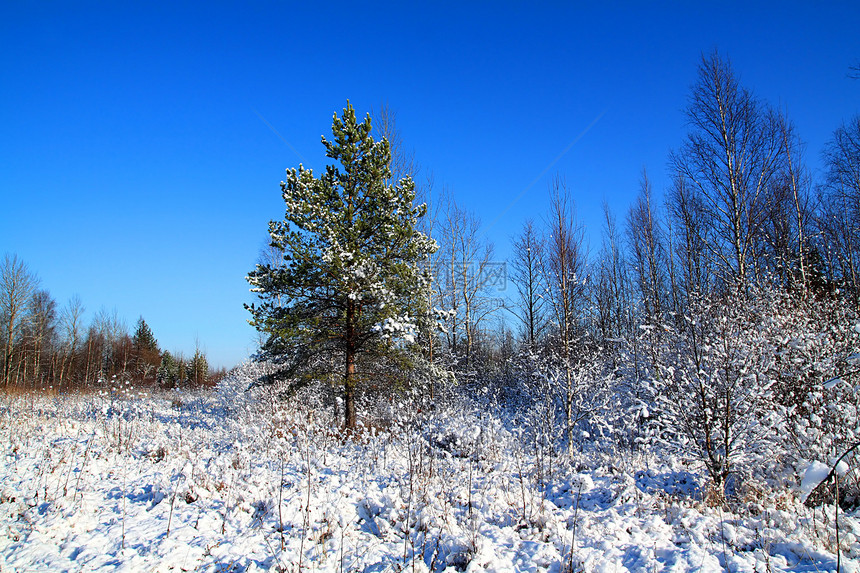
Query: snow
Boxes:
[
  {"xmin": 799, "ymin": 461, "xmax": 831, "ymax": 502},
  {"xmin": 1, "ymin": 382, "xmax": 857, "ymax": 572}
]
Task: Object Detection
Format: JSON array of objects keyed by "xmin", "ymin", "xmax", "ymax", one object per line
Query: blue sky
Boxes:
[{"xmin": 2, "ymin": 2, "xmax": 858, "ymax": 368}]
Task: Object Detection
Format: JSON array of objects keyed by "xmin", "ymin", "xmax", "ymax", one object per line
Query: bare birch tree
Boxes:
[
  {"xmin": 591, "ymin": 202, "xmax": 631, "ymax": 355},
  {"xmin": 541, "ymin": 178, "xmax": 587, "ymax": 453},
  {"xmin": 821, "ymin": 115, "xmax": 860, "ymax": 302},
  {"xmin": 760, "ymin": 114, "xmax": 815, "ymax": 294},
  {"xmin": 433, "ymin": 195, "xmax": 498, "ymax": 368},
  {"xmin": 509, "ymin": 219, "xmax": 547, "ymax": 348},
  {"xmin": 1, "ymin": 254, "xmax": 40, "ymax": 387},
  {"xmin": 668, "ymin": 169, "xmax": 713, "ymax": 303},
  {"xmin": 627, "ymin": 171, "xmax": 668, "ymax": 324},
  {"xmin": 372, "ymin": 102, "xmax": 419, "ymax": 188},
  {"xmin": 57, "ymin": 295, "xmax": 85, "ymax": 386},
  {"xmin": 23, "ymin": 290, "xmax": 57, "ymax": 386},
  {"xmin": 671, "ymin": 51, "xmax": 785, "ymax": 289}
]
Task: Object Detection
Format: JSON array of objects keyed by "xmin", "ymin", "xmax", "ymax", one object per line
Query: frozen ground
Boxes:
[{"xmin": 1, "ymin": 380, "xmax": 857, "ymax": 572}]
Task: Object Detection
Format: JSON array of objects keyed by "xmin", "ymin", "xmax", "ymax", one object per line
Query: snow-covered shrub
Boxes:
[
  {"xmin": 645, "ymin": 289, "xmax": 780, "ymax": 494},
  {"xmin": 489, "ymin": 343, "xmax": 623, "ymax": 469},
  {"xmin": 760, "ymin": 291, "xmax": 860, "ymax": 506},
  {"xmin": 636, "ymin": 287, "xmax": 860, "ymax": 502}
]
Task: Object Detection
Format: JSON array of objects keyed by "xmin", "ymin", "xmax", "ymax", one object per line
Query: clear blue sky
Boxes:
[{"xmin": 2, "ymin": 2, "xmax": 858, "ymax": 368}]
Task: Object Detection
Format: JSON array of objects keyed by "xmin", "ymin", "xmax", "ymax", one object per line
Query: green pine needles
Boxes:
[{"xmin": 246, "ymin": 102, "xmax": 436, "ymax": 429}]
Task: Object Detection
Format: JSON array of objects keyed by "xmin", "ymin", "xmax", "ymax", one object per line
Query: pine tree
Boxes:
[
  {"xmin": 132, "ymin": 317, "xmax": 160, "ymax": 385},
  {"xmin": 156, "ymin": 350, "xmax": 177, "ymax": 388},
  {"xmin": 189, "ymin": 348, "xmax": 208, "ymax": 386},
  {"xmin": 132, "ymin": 317, "xmax": 158, "ymax": 352},
  {"xmin": 246, "ymin": 102, "xmax": 436, "ymax": 429}
]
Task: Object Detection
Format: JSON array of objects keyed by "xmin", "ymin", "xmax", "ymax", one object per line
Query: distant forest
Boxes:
[{"xmin": 0, "ymin": 254, "xmax": 226, "ymax": 391}]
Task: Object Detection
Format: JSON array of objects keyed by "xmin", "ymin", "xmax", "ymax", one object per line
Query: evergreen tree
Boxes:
[
  {"xmin": 132, "ymin": 317, "xmax": 160, "ymax": 385},
  {"xmin": 132, "ymin": 317, "xmax": 158, "ymax": 352},
  {"xmin": 189, "ymin": 348, "xmax": 208, "ymax": 386},
  {"xmin": 246, "ymin": 102, "xmax": 436, "ymax": 429},
  {"xmin": 156, "ymin": 350, "xmax": 178, "ymax": 388}
]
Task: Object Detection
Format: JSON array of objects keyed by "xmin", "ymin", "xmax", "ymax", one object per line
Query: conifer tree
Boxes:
[
  {"xmin": 156, "ymin": 350, "xmax": 177, "ymax": 388},
  {"xmin": 132, "ymin": 317, "xmax": 160, "ymax": 385},
  {"xmin": 189, "ymin": 348, "xmax": 208, "ymax": 386},
  {"xmin": 132, "ymin": 317, "xmax": 158, "ymax": 352},
  {"xmin": 246, "ymin": 102, "xmax": 436, "ymax": 429}
]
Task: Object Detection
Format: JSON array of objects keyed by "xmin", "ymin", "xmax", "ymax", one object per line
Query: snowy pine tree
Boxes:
[{"xmin": 246, "ymin": 102, "xmax": 436, "ymax": 429}]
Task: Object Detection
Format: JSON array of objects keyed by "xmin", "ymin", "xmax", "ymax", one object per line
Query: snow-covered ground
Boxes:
[{"xmin": 1, "ymin": 378, "xmax": 857, "ymax": 572}]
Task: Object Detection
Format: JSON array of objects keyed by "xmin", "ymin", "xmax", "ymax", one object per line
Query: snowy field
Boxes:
[{"xmin": 1, "ymin": 375, "xmax": 857, "ymax": 572}]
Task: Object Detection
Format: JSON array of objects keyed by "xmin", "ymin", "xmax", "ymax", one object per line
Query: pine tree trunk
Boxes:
[
  {"xmin": 344, "ymin": 357, "xmax": 356, "ymax": 430},
  {"xmin": 344, "ymin": 300, "xmax": 357, "ymax": 430}
]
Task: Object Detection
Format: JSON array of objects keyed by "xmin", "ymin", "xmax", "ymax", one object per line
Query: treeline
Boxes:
[
  {"xmin": 421, "ymin": 52, "xmax": 858, "ymax": 368},
  {"xmin": 0, "ymin": 255, "xmax": 225, "ymax": 391},
  {"xmin": 391, "ymin": 52, "xmax": 858, "ymax": 493}
]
